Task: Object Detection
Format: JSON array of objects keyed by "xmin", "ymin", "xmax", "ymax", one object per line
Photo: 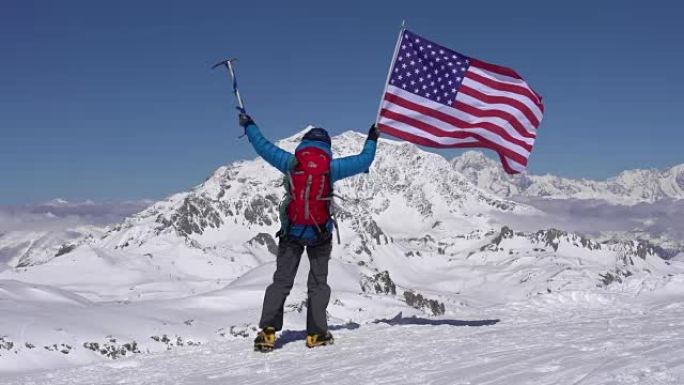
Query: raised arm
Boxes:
[
  {"xmin": 331, "ymin": 125, "xmax": 379, "ymax": 181},
  {"xmin": 241, "ymin": 114, "xmax": 294, "ymax": 174}
]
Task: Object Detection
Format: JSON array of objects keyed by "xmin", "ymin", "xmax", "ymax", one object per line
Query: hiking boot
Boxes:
[
  {"xmin": 254, "ymin": 327, "xmax": 276, "ymax": 352},
  {"xmin": 305, "ymin": 331, "xmax": 334, "ymax": 348}
]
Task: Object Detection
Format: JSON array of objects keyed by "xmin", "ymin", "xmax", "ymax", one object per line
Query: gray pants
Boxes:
[{"xmin": 259, "ymin": 236, "xmax": 332, "ymax": 335}]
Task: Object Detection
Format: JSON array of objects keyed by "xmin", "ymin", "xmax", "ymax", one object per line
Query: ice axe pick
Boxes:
[{"xmin": 212, "ymin": 58, "xmax": 246, "ymax": 113}]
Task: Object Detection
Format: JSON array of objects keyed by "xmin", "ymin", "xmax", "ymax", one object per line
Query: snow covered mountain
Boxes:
[
  {"xmin": 0, "ymin": 199, "xmax": 149, "ymax": 270},
  {"xmin": 0, "ymin": 225, "xmax": 103, "ymax": 270},
  {"xmin": 452, "ymin": 150, "xmax": 684, "ymax": 204},
  {"xmin": 1, "ymin": 129, "xmax": 683, "ymax": 375}
]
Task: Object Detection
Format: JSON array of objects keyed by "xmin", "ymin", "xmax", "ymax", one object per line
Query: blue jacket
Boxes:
[{"xmin": 245, "ymin": 123, "xmax": 377, "ymax": 239}]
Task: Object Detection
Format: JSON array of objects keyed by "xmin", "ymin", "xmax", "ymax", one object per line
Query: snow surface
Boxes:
[
  {"xmin": 4, "ymin": 290, "xmax": 684, "ymax": 384},
  {"xmin": 1, "ymin": 131, "xmax": 683, "ymax": 384}
]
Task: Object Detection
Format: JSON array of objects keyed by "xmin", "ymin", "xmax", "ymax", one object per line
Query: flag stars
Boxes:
[{"xmin": 390, "ymin": 34, "xmax": 472, "ymax": 107}]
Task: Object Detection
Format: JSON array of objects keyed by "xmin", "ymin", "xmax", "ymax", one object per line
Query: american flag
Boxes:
[{"xmin": 377, "ymin": 29, "xmax": 544, "ymax": 174}]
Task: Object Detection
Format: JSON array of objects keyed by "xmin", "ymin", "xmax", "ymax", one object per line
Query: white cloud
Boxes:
[
  {"xmin": 0, "ymin": 200, "xmax": 152, "ymax": 233},
  {"xmin": 493, "ymin": 197, "xmax": 684, "ymax": 243}
]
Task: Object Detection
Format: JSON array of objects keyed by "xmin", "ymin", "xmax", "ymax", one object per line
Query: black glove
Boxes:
[
  {"xmin": 367, "ymin": 124, "xmax": 380, "ymax": 142},
  {"xmin": 238, "ymin": 112, "xmax": 254, "ymax": 128}
]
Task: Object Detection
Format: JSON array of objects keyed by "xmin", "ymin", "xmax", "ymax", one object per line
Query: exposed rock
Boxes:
[
  {"xmin": 55, "ymin": 243, "xmax": 77, "ymax": 257},
  {"xmin": 403, "ymin": 290, "xmax": 445, "ymax": 316},
  {"xmin": 44, "ymin": 343, "xmax": 72, "ymax": 354},
  {"xmin": 248, "ymin": 233, "xmax": 279, "ymax": 255},
  {"xmin": 360, "ymin": 271, "xmax": 396, "ymax": 295},
  {"xmin": 83, "ymin": 338, "xmax": 139, "ymax": 359}
]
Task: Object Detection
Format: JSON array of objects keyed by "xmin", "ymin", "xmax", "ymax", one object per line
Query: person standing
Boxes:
[{"xmin": 238, "ymin": 112, "xmax": 379, "ymax": 351}]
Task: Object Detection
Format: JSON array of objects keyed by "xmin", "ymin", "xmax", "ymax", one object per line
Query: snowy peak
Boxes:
[
  {"xmin": 451, "ymin": 150, "xmax": 499, "ymax": 171},
  {"xmin": 451, "ymin": 151, "xmax": 684, "ymax": 204},
  {"xmin": 275, "ymin": 125, "xmax": 316, "ymax": 150},
  {"xmin": 94, "ymin": 129, "xmax": 526, "ymax": 254},
  {"xmin": 451, "ymin": 151, "xmax": 533, "ymax": 198}
]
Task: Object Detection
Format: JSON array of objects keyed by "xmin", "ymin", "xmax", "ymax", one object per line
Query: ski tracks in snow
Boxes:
[{"xmin": 4, "ymin": 302, "xmax": 684, "ymax": 385}]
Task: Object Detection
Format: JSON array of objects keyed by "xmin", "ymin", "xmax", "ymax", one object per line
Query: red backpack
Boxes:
[{"xmin": 286, "ymin": 146, "xmax": 333, "ymax": 231}]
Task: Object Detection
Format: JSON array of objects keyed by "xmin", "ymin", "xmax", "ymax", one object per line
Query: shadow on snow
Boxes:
[
  {"xmin": 373, "ymin": 312, "xmax": 500, "ymax": 327},
  {"xmin": 275, "ymin": 313, "xmax": 499, "ymax": 348},
  {"xmin": 276, "ymin": 322, "xmax": 360, "ymax": 348}
]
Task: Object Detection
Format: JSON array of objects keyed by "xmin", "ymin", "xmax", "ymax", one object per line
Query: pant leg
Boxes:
[
  {"xmin": 305, "ymin": 238, "xmax": 333, "ymax": 335},
  {"xmin": 259, "ymin": 237, "xmax": 304, "ymax": 331}
]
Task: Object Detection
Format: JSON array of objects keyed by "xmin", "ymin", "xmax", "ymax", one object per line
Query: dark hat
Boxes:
[{"xmin": 302, "ymin": 127, "xmax": 331, "ymax": 147}]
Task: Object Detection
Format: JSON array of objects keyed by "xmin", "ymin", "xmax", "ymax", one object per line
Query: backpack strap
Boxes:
[
  {"xmin": 276, "ymin": 159, "xmax": 297, "ymax": 239},
  {"xmin": 304, "ymin": 174, "xmax": 312, "ymax": 220},
  {"xmin": 324, "ymin": 173, "xmax": 341, "ymax": 244}
]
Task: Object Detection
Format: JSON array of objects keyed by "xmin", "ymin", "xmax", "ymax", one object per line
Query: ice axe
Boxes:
[{"xmin": 212, "ymin": 58, "xmax": 246, "ymax": 113}]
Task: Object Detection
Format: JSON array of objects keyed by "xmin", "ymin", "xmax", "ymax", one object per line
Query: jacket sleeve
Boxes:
[
  {"xmin": 331, "ymin": 139, "xmax": 377, "ymax": 181},
  {"xmin": 245, "ymin": 123, "xmax": 295, "ymax": 174}
]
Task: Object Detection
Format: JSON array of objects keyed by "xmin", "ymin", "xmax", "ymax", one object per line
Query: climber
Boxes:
[{"xmin": 238, "ymin": 112, "xmax": 379, "ymax": 351}]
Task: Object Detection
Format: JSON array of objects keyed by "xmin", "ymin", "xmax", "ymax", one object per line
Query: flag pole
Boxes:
[{"xmin": 374, "ymin": 20, "xmax": 407, "ymax": 127}]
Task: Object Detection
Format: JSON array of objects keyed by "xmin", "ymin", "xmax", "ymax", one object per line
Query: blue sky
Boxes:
[{"xmin": 1, "ymin": 0, "xmax": 682, "ymax": 204}]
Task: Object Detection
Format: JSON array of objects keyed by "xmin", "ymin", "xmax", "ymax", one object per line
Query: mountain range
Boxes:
[
  {"xmin": 452, "ymin": 150, "xmax": 684, "ymax": 204},
  {"xmin": 0, "ymin": 129, "xmax": 682, "ymax": 372}
]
